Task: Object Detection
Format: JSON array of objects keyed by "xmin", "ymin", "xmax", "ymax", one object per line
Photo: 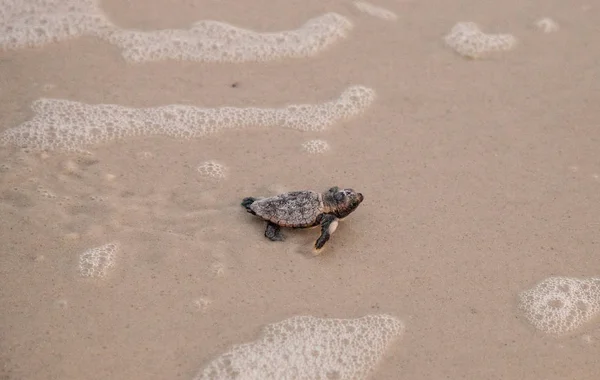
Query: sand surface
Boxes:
[{"xmin": 1, "ymin": 0, "xmax": 600, "ymax": 379}]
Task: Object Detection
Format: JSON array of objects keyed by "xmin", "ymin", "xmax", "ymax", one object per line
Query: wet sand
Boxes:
[{"xmin": 1, "ymin": 1, "xmax": 600, "ymax": 379}]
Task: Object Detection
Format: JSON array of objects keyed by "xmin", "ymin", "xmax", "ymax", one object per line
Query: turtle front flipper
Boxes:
[
  {"xmin": 313, "ymin": 214, "xmax": 339, "ymax": 254},
  {"xmin": 265, "ymin": 222, "xmax": 285, "ymax": 241}
]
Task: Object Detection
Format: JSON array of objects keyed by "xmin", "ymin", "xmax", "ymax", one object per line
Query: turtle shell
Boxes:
[{"xmin": 249, "ymin": 191, "xmax": 323, "ymax": 228}]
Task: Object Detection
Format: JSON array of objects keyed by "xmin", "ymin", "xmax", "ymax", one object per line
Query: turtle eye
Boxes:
[{"xmin": 334, "ymin": 192, "xmax": 345, "ymax": 202}]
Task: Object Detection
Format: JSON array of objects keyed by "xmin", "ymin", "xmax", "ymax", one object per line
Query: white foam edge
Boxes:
[
  {"xmin": 193, "ymin": 314, "xmax": 405, "ymax": 380},
  {"xmin": 518, "ymin": 276, "xmax": 600, "ymax": 336},
  {"xmin": 443, "ymin": 21, "xmax": 517, "ymax": 59},
  {"xmin": 353, "ymin": 1, "xmax": 398, "ymax": 21},
  {"xmin": 0, "ymin": 85, "xmax": 376, "ymax": 152},
  {"xmin": 100, "ymin": 12, "xmax": 354, "ymax": 63},
  {"xmin": 1, "ymin": 5, "xmax": 353, "ymax": 63},
  {"xmin": 77, "ymin": 241, "xmax": 119, "ymax": 278}
]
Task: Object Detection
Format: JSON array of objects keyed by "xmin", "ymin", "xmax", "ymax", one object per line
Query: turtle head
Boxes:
[{"xmin": 324, "ymin": 187, "xmax": 364, "ymax": 218}]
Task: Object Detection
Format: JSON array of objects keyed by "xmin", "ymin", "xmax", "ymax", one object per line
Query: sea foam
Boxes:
[
  {"xmin": 0, "ymin": 86, "xmax": 375, "ymax": 151},
  {"xmin": 519, "ymin": 276, "xmax": 600, "ymax": 336},
  {"xmin": 535, "ymin": 18, "xmax": 559, "ymax": 33},
  {"xmin": 0, "ymin": 0, "xmax": 113, "ymax": 49},
  {"xmin": 302, "ymin": 139, "xmax": 330, "ymax": 154},
  {"xmin": 353, "ymin": 1, "xmax": 398, "ymax": 21},
  {"xmin": 101, "ymin": 13, "xmax": 353, "ymax": 63},
  {"xmin": 444, "ymin": 22, "xmax": 517, "ymax": 59},
  {"xmin": 78, "ymin": 242, "xmax": 118, "ymax": 278},
  {"xmin": 197, "ymin": 161, "xmax": 227, "ymax": 180},
  {"xmin": 194, "ymin": 314, "xmax": 404, "ymax": 380},
  {"xmin": 0, "ymin": 1, "xmax": 352, "ymax": 62}
]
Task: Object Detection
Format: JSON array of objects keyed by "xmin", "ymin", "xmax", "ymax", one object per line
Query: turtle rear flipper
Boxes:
[
  {"xmin": 265, "ymin": 221, "xmax": 285, "ymax": 241},
  {"xmin": 241, "ymin": 197, "xmax": 257, "ymax": 215}
]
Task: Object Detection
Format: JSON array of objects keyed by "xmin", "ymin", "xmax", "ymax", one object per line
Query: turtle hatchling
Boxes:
[{"xmin": 241, "ymin": 186, "xmax": 364, "ymax": 253}]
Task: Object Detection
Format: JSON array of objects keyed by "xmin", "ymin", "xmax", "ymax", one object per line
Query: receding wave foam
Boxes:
[
  {"xmin": 353, "ymin": 1, "xmax": 398, "ymax": 21},
  {"xmin": 194, "ymin": 314, "xmax": 404, "ymax": 380},
  {"xmin": 102, "ymin": 13, "xmax": 353, "ymax": 63},
  {"xmin": 197, "ymin": 161, "xmax": 227, "ymax": 180},
  {"xmin": 0, "ymin": 1, "xmax": 352, "ymax": 62},
  {"xmin": 444, "ymin": 22, "xmax": 517, "ymax": 59},
  {"xmin": 535, "ymin": 18, "xmax": 559, "ymax": 33},
  {"xmin": 0, "ymin": 86, "xmax": 375, "ymax": 151},
  {"xmin": 0, "ymin": 0, "xmax": 112, "ymax": 49},
  {"xmin": 519, "ymin": 276, "xmax": 600, "ymax": 336},
  {"xmin": 78, "ymin": 242, "xmax": 118, "ymax": 278},
  {"xmin": 302, "ymin": 139, "xmax": 330, "ymax": 154}
]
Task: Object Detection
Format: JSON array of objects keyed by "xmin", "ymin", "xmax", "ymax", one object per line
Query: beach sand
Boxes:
[{"xmin": 1, "ymin": 0, "xmax": 600, "ymax": 379}]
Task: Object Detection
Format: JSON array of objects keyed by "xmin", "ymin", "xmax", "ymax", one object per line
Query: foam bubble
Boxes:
[
  {"xmin": 1, "ymin": 86, "xmax": 375, "ymax": 151},
  {"xmin": 210, "ymin": 262, "xmax": 225, "ymax": 277},
  {"xmin": 36, "ymin": 185, "xmax": 56, "ymax": 199},
  {"xmin": 194, "ymin": 314, "xmax": 404, "ymax": 380},
  {"xmin": 353, "ymin": 1, "xmax": 398, "ymax": 21},
  {"xmin": 535, "ymin": 18, "xmax": 559, "ymax": 33},
  {"xmin": 197, "ymin": 161, "xmax": 226, "ymax": 180},
  {"xmin": 518, "ymin": 276, "xmax": 600, "ymax": 336},
  {"xmin": 78, "ymin": 242, "xmax": 118, "ymax": 278},
  {"xmin": 193, "ymin": 298, "xmax": 212, "ymax": 313},
  {"xmin": 301, "ymin": 139, "xmax": 330, "ymax": 154},
  {"xmin": 102, "ymin": 13, "xmax": 353, "ymax": 63},
  {"xmin": 137, "ymin": 151, "xmax": 153, "ymax": 159},
  {"xmin": 444, "ymin": 22, "xmax": 517, "ymax": 59},
  {"xmin": 0, "ymin": 0, "xmax": 114, "ymax": 49}
]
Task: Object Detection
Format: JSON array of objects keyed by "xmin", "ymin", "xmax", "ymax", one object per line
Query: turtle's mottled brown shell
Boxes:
[{"xmin": 249, "ymin": 191, "xmax": 324, "ymax": 228}]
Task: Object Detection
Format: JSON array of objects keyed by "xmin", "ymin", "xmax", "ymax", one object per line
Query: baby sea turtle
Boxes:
[{"xmin": 241, "ymin": 186, "xmax": 364, "ymax": 253}]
